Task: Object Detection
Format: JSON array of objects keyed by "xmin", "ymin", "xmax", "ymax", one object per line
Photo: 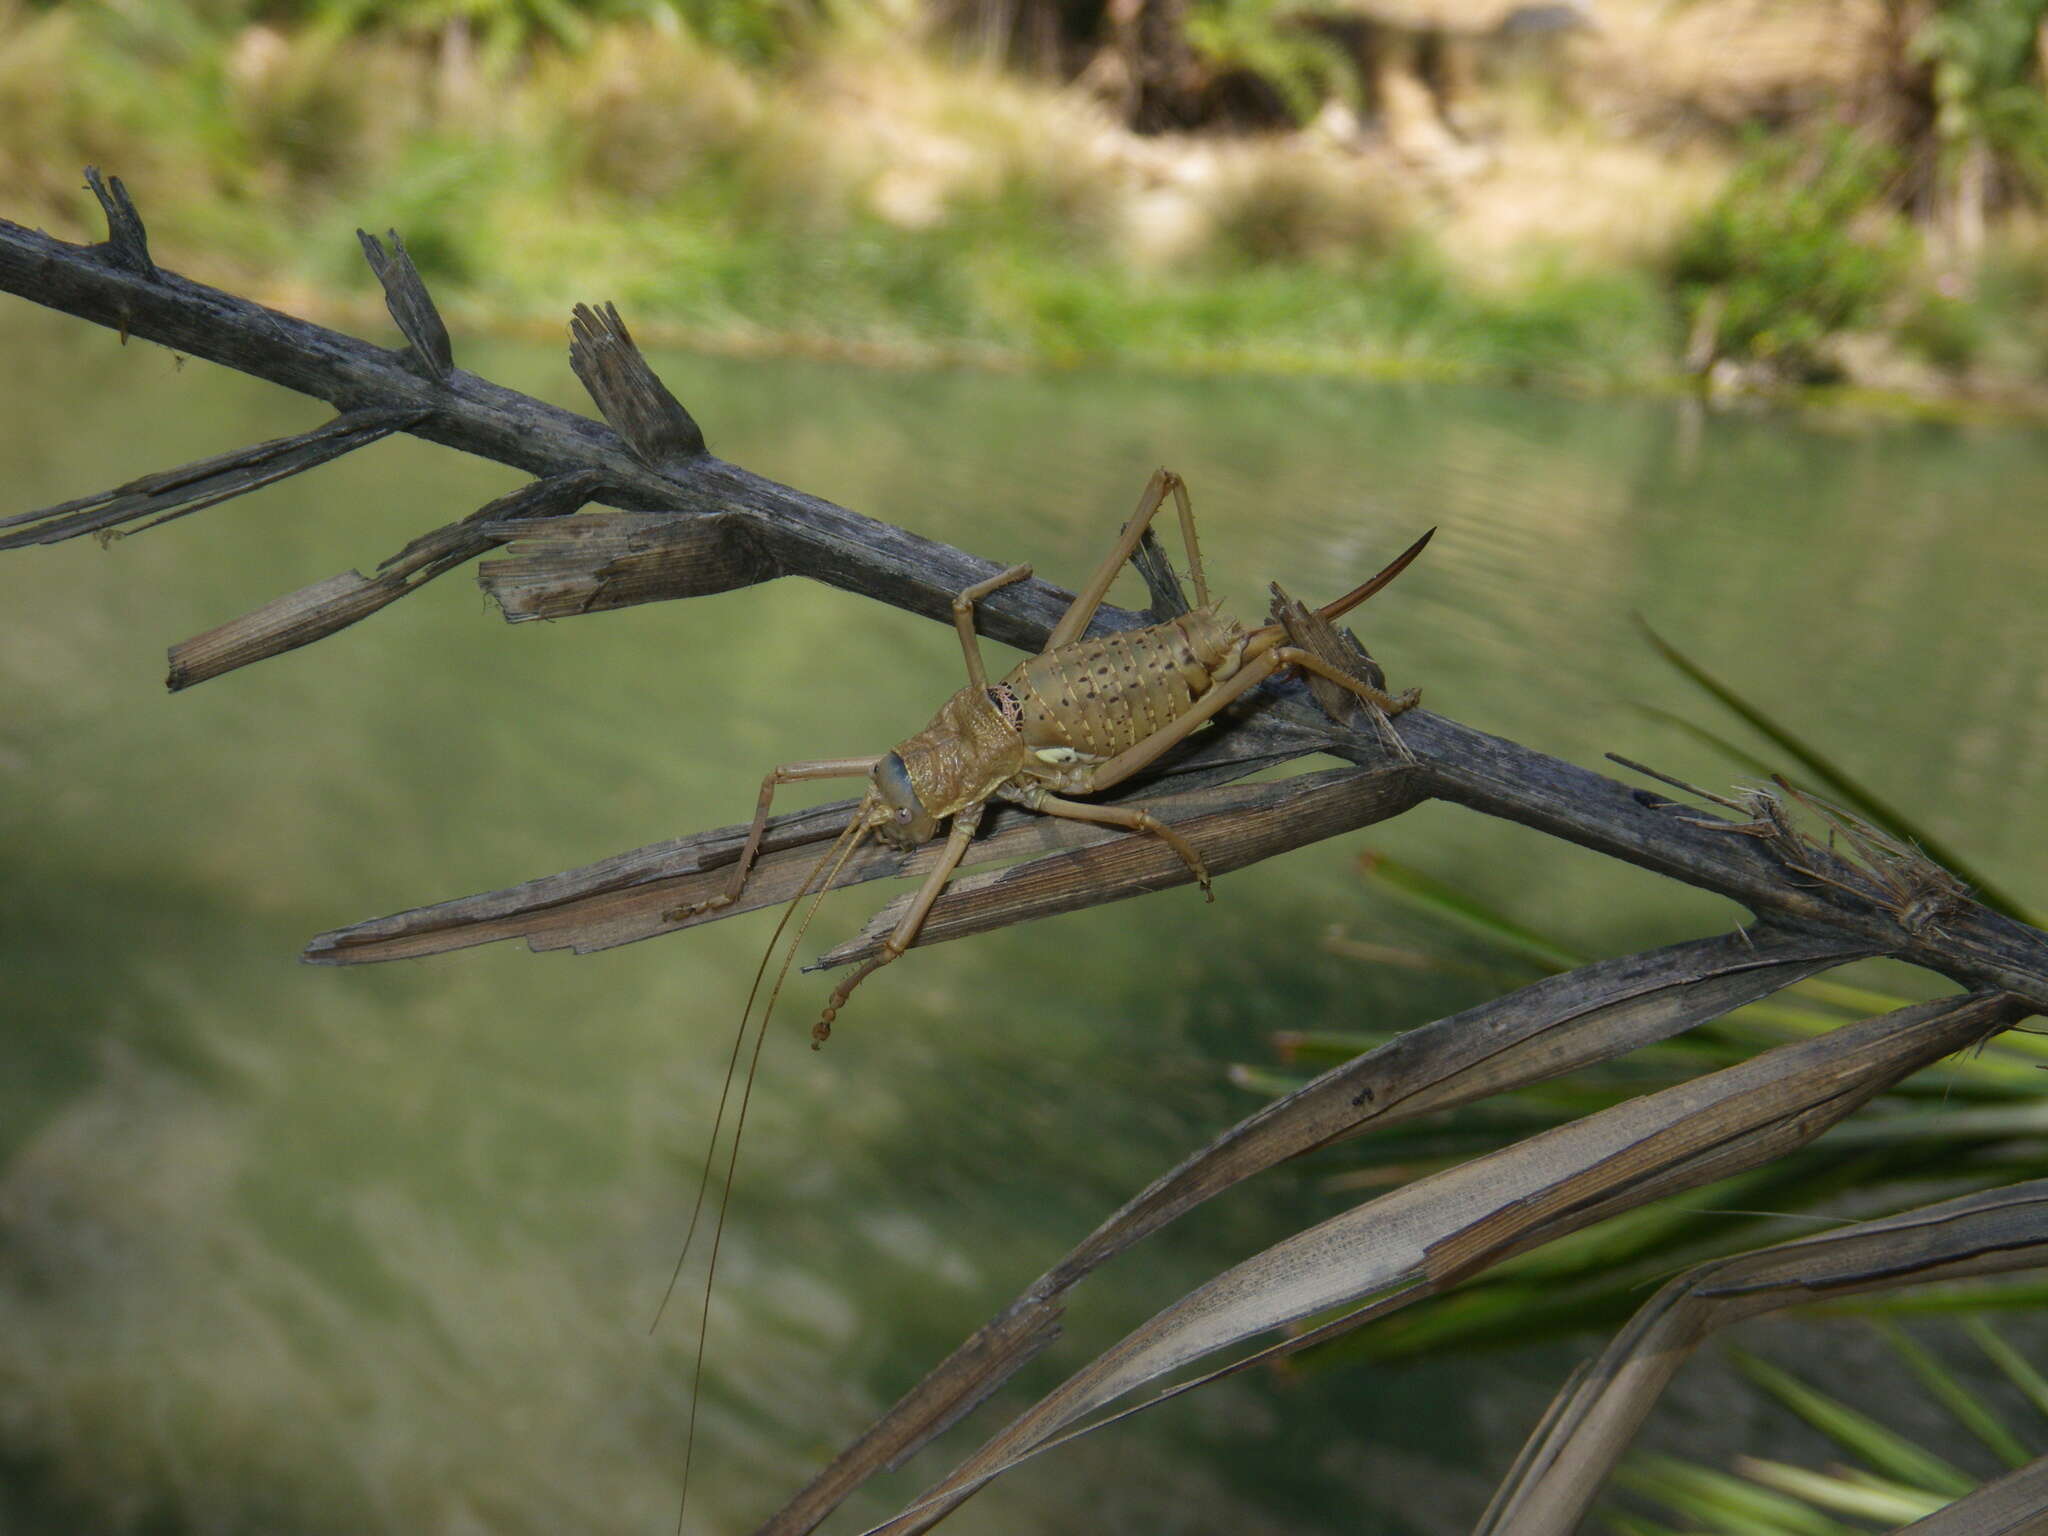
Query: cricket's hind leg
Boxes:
[
  {"xmin": 952, "ymin": 562, "xmax": 1033, "ymax": 691},
  {"xmin": 1044, "ymin": 468, "xmax": 1210, "ymax": 653},
  {"xmin": 1027, "ymin": 791, "xmax": 1214, "ymax": 900},
  {"xmin": 1288, "ymin": 651, "xmax": 1421, "ymax": 717},
  {"xmin": 1069, "ymin": 641, "xmax": 1418, "ymax": 803}
]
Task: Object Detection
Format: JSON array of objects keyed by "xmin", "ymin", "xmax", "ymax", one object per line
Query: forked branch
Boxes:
[
  {"xmin": 9, "ymin": 171, "xmax": 2048, "ymax": 1536},
  {"xmin": 8, "ymin": 172, "xmax": 2048, "ymax": 1005}
]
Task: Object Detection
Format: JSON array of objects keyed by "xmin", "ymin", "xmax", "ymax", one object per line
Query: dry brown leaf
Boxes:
[{"xmin": 864, "ymin": 991, "xmax": 2020, "ymax": 1534}]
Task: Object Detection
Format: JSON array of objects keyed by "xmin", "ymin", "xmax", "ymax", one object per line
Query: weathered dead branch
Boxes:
[
  {"xmin": 9, "ymin": 174, "xmax": 2048, "ymax": 1005},
  {"xmin": 82, "ymin": 168, "xmax": 152, "ymax": 280},
  {"xmin": 0, "ymin": 175, "xmax": 1168, "ymax": 669},
  {"xmin": 476, "ymin": 510, "xmax": 775, "ymax": 621},
  {"xmin": 569, "ymin": 300, "xmax": 706, "ymax": 469},
  {"xmin": 1892, "ymin": 1452, "xmax": 2048, "ymax": 1535},
  {"xmin": 0, "ymin": 407, "xmax": 424, "ymax": 550},
  {"xmin": 357, "ymin": 229, "xmax": 452, "ymax": 382},
  {"xmin": 305, "ymin": 765, "xmax": 1425, "ymax": 965},
  {"xmin": 9, "ymin": 172, "xmax": 2048, "ymax": 1536},
  {"xmin": 168, "ymin": 470, "xmax": 606, "ymax": 689}
]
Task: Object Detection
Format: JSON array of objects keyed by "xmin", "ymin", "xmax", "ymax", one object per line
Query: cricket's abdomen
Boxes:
[{"xmin": 1005, "ymin": 611, "xmax": 1241, "ymax": 760}]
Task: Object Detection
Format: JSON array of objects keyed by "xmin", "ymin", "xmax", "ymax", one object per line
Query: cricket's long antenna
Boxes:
[
  {"xmin": 650, "ymin": 803, "xmax": 871, "ymax": 1334},
  {"xmin": 671, "ymin": 801, "xmax": 878, "ymax": 1534}
]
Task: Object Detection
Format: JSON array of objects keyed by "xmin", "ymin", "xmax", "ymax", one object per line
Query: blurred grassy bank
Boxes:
[{"xmin": 9, "ymin": 0, "xmax": 2048, "ymax": 401}]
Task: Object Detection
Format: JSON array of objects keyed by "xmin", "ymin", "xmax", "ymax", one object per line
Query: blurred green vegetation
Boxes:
[
  {"xmin": 1913, "ymin": 0, "xmax": 2048, "ymax": 207},
  {"xmin": 1182, "ymin": 0, "xmax": 1355, "ymax": 124},
  {"xmin": 6, "ymin": 0, "xmax": 2048, "ymax": 390},
  {"xmin": 0, "ymin": 0, "xmax": 1683, "ymax": 383},
  {"xmin": 1672, "ymin": 132, "xmax": 1914, "ymax": 381}
]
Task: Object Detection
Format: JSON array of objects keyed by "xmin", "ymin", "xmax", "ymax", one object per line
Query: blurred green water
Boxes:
[{"xmin": 3, "ymin": 302, "xmax": 2048, "ymax": 1535}]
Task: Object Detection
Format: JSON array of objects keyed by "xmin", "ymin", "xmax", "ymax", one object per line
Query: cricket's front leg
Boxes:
[
  {"xmin": 813, "ymin": 801, "xmax": 986, "ymax": 1046},
  {"xmin": 667, "ymin": 757, "xmax": 882, "ymax": 923}
]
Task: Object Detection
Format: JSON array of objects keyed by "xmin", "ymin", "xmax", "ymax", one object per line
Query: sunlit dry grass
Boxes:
[
  {"xmin": 0, "ymin": 5, "xmax": 1693, "ymax": 380},
  {"xmin": 15, "ymin": 0, "xmax": 2037, "ymax": 397}
]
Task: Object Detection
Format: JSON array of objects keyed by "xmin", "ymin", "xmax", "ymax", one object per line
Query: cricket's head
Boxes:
[{"xmin": 869, "ymin": 750, "xmax": 938, "ymax": 849}]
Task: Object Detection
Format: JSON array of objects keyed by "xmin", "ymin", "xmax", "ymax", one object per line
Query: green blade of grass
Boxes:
[
  {"xmin": 1735, "ymin": 1458, "xmax": 1948, "ymax": 1523},
  {"xmin": 1225, "ymin": 1063, "xmax": 1312, "ymax": 1097},
  {"xmin": 1356, "ymin": 852, "xmax": 1584, "ymax": 971},
  {"xmin": 1875, "ymin": 1318, "xmax": 2033, "ymax": 1469},
  {"xmin": 1719, "ymin": 999, "xmax": 1873, "ymax": 1039},
  {"xmin": 1267, "ymin": 1029, "xmax": 1396, "ymax": 1061},
  {"xmin": 1964, "ymin": 1318, "xmax": 2048, "ymax": 1423},
  {"xmin": 1635, "ymin": 618, "xmax": 2036, "ymax": 923},
  {"xmin": 1784, "ymin": 976, "xmax": 1912, "ymax": 1015},
  {"xmin": 1725, "ymin": 1349, "xmax": 1978, "ymax": 1497},
  {"xmin": 1982, "ymin": 1024, "xmax": 2048, "ymax": 1061},
  {"xmin": 1601, "ymin": 1516, "xmax": 1698, "ymax": 1536},
  {"xmin": 1631, "ymin": 702, "xmax": 1779, "ymax": 779},
  {"xmin": 1823, "ymin": 1279, "xmax": 2048, "ymax": 1320},
  {"xmin": 1617, "ymin": 1452, "xmax": 1864, "ymax": 1535},
  {"xmin": 1821, "ymin": 1103, "xmax": 2048, "ymax": 1143}
]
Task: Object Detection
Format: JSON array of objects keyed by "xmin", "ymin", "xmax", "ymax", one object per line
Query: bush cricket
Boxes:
[
  {"xmin": 661, "ymin": 469, "xmax": 1432, "ymax": 1524},
  {"xmin": 672, "ymin": 468, "xmax": 1432, "ymax": 1042}
]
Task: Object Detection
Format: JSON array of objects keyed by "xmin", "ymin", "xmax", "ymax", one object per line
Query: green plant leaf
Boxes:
[
  {"xmin": 1735, "ymin": 1457, "xmax": 1947, "ymax": 1523},
  {"xmin": 1602, "ymin": 1517, "xmax": 1700, "ymax": 1536},
  {"xmin": 1635, "ymin": 618, "xmax": 2037, "ymax": 923},
  {"xmin": 1356, "ymin": 852, "xmax": 1583, "ymax": 971},
  {"xmin": 1725, "ymin": 1349, "xmax": 1978, "ymax": 1497},
  {"xmin": 1617, "ymin": 1452, "xmax": 1864, "ymax": 1535},
  {"xmin": 1965, "ymin": 1317, "xmax": 2048, "ymax": 1423},
  {"xmin": 1601, "ymin": 1516, "xmax": 1695, "ymax": 1536},
  {"xmin": 1876, "ymin": 1318, "xmax": 2033, "ymax": 1469}
]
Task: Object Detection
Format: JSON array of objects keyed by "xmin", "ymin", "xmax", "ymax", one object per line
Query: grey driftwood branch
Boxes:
[
  {"xmin": 0, "ymin": 174, "xmax": 2040, "ymax": 993},
  {"xmin": 304, "ymin": 765, "xmax": 1425, "ymax": 965},
  {"xmin": 9, "ymin": 172, "xmax": 2048, "ymax": 1535},
  {"xmin": 0, "ymin": 175, "xmax": 1261, "ymax": 688}
]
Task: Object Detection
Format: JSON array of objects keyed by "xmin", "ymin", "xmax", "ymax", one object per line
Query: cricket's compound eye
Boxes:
[
  {"xmin": 872, "ymin": 752, "xmax": 935, "ymax": 847},
  {"xmin": 876, "ymin": 752, "xmax": 917, "ymax": 816}
]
